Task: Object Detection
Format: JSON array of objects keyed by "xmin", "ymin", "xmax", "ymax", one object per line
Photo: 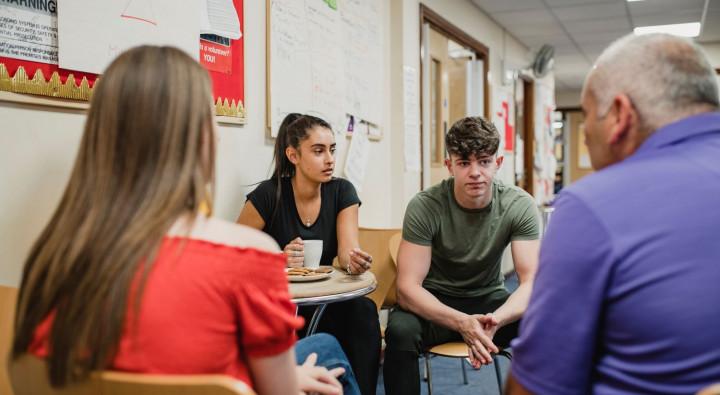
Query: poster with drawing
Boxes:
[{"xmin": 57, "ymin": 0, "xmax": 200, "ymax": 74}]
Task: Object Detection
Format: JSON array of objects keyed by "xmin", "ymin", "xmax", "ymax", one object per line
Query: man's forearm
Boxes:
[
  {"xmin": 493, "ymin": 281, "xmax": 533, "ymax": 326},
  {"xmin": 398, "ymin": 284, "xmax": 467, "ymax": 331}
]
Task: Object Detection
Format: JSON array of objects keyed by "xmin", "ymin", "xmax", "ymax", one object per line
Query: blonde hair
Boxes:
[{"xmin": 12, "ymin": 46, "xmax": 215, "ymax": 387}]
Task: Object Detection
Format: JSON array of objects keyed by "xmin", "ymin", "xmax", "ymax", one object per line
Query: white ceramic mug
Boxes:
[{"xmin": 303, "ymin": 239, "xmax": 323, "ymax": 269}]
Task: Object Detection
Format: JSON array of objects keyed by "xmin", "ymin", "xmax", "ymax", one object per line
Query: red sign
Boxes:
[
  {"xmin": 200, "ymin": 39, "xmax": 232, "ymax": 74},
  {"xmin": 496, "ymin": 101, "xmax": 514, "ymax": 151}
]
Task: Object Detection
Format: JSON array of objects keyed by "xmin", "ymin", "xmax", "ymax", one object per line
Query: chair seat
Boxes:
[
  {"xmin": 427, "ymin": 342, "xmax": 468, "ymax": 358},
  {"xmin": 9, "ymin": 354, "xmax": 256, "ymax": 395}
]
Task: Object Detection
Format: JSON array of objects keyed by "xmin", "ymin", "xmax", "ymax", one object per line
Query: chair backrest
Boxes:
[
  {"xmin": 388, "ymin": 232, "xmax": 401, "ymax": 267},
  {"xmin": 358, "ymin": 228, "xmax": 400, "ymax": 311},
  {"xmin": 1, "ymin": 285, "xmax": 19, "ymax": 395},
  {"xmin": 9, "ymin": 354, "xmax": 256, "ymax": 395},
  {"xmin": 385, "ymin": 232, "xmax": 402, "ymax": 306}
]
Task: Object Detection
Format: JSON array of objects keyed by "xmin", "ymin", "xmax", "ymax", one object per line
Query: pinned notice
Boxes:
[{"xmin": 200, "ymin": 39, "xmax": 232, "ymax": 73}]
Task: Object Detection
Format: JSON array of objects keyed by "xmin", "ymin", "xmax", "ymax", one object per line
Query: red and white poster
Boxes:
[
  {"xmin": 200, "ymin": 39, "xmax": 231, "ymax": 74},
  {"xmin": 493, "ymin": 89, "xmax": 515, "ymax": 153},
  {"xmin": 0, "ymin": 0, "xmax": 245, "ymax": 120}
]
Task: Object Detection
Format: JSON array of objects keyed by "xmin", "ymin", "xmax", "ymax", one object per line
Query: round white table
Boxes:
[{"xmin": 289, "ymin": 270, "xmax": 376, "ymax": 335}]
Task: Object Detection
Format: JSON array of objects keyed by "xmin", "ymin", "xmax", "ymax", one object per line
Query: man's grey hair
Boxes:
[{"xmin": 585, "ymin": 33, "xmax": 719, "ymax": 131}]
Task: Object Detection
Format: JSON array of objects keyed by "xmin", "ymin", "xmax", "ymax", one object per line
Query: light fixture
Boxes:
[
  {"xmin": 626, "ymin": 0, "xmax": 644, "ymax": 2},
  {"xmin": 633, "ymin": 22, "xmax": 701, "ymax": 38}
]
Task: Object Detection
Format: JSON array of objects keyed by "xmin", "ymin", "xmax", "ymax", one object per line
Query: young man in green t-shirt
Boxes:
[{"xmin": 383, "ymin": 116, "xmax": 540, "ymax": 395}]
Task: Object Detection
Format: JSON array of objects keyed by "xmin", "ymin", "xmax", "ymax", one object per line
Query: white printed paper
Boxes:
[
  {"xmin": 0, "ymin": 2, "xmax": 58, "ymax": 64},
  {"xmin": 403, "ymin": 66, "xmax": 421, "ymax": 172},
  {"xmin": 200, "ymin": 0, "xmax": 241, "ymax": 39},
  {"xmin": 343, "ymin": 125, "xmax": 371, "ymax": 192}
]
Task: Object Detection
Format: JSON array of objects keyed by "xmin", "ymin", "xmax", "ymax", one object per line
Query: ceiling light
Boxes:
[
  {"xmin": 633, "ymin": 22, "xmax": 701, "ymax": 37},
  {"xmin": 626, "ymin": 0, "xmax": 644, "ymax": 2}
]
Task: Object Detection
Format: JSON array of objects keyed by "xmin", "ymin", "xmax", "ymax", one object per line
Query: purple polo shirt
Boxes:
[{"xmin": 511, "ymin": 112, "xmax": 720, "ymax": 394}]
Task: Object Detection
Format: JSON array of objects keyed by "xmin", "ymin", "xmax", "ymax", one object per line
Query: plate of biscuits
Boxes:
[{"xmin": 286, "ymin": 266, "xmax": 334, "ymax": 282}]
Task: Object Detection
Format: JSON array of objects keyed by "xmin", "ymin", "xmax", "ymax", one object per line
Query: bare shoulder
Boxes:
[
  {"xmin": 172, "ymin": 216, "xmax": 280, "ymax": 253},
  {"xmin": 209, "ymin": 218, "xmax": 280, "ymax": 253}
]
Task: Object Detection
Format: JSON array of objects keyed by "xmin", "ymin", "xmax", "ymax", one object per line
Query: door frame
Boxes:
[
  {"xmin": 519, "ymin": 75, "xmax": 534, "ymax": 196},
  {"xmin": 419, "ymin": 4, "xmax": 490, "ymax": 189},
  {"xmin": 419, "ymin": 5, "xmax": 489, "ymax": 118}
]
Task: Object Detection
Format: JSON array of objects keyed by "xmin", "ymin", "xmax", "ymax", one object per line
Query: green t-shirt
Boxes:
[{"xmin": 402, "ymin": 178, "xmax": 539, "ymax": 297}]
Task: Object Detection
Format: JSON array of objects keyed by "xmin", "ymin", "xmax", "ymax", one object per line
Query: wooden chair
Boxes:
[
  {"xmin": 358, "ymin": 228, "xmax": 401, "ymax": 311},
  {"xmin": 9, "ymin": 354, "xmax": 256, "ymax": 395},
  {"xmin": 386, "ymin": 232, "xmax": 401, "ymax": 307},
  {"xmin": 423, "ymin": 342, "xmax": 510, "ymax": 395},
  {"xmin": 386, "ymin": 236, "xmax": 510, "ymax": 393},
  {"xmin": 1, "ymin": 285, "xmax": 19, "ymax": 395}
]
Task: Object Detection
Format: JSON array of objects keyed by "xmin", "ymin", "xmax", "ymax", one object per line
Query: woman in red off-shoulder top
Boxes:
[{"xmin": 11, "ymin": 46, "xmax": 348, "ymax": 395}]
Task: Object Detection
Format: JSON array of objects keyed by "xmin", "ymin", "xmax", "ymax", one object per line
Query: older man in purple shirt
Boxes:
[{"xmin": 505, "ymin": 33, "xmax": 720, "ymax": 394}]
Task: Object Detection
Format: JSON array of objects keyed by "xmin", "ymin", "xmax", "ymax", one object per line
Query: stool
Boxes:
[{"xmin": 423, "ymin": 342, "xmax": 511, "ymax": 395}]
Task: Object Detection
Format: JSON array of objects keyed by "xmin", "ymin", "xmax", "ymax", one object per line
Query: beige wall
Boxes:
[{"xmin": 0, "ymin": 0, "xmax": 535, "ymax": 286}]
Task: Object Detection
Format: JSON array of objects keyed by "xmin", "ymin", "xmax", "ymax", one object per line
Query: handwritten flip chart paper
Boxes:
[
  {"xmin": 341, "ymin": 0, "xmax": 382, "ymax": 124},
  {"xmin": 306, "ymin": 1, "xmax": 345, "ymax": 131},
  {"xmin": 269, "ymin": 0, "xmax": 383, "ymax": 136},
  {"xmin": 269, "ymin": 0, "xmax": 344, "ymax": 135},
  {"xmin": 57, "ymin": 0, "xmax": 200, "ymax": 74}
]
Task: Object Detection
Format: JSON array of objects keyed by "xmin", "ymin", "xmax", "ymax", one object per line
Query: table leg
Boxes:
[{"xmin": 306, "ymin": 304, "xmax": 328, "ymax": 335}]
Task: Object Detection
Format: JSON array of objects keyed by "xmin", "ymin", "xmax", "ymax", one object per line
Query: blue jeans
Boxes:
[{"xmin": 295, "ymin": 333, "xmax": 361, "ymax": 395}]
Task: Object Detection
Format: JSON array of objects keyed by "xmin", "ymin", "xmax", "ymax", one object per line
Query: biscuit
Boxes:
[
  {"xmin": 287, "ymin": 269, "xmax": 311, "ymax": 275},
  {"xmin": 314, "ymin": 267, "xmax": 333, "ymax": 273}
]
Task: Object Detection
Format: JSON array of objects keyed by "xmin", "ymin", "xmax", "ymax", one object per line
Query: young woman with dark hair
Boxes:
[{"xmin": 237, "ymin": 113, "xmax": 381, "ymax": 395}]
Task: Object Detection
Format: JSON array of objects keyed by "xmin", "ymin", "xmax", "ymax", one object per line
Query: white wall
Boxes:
[
  {"xmin": 0, "ymin": 0, "xmax": 536, "ymax": 286},
  {"xmin": 701, "ymin": 41, "xmax": 720, "ymax": 66},
  {"xmin": 555, "ymin": 42, "xmax": 720, "ymax": 109},
  {"xmin": 0, "ymin": 104, "xmax": 85, "ymax": 286},
  {"xmin": 556, "ymin": 89, "xmax": 582, "ymax": 109}
]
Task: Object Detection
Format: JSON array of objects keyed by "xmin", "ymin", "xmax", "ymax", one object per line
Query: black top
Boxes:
[{"xmin": 247, "ymin": 177, "xmax": 361, "ymax": 266}]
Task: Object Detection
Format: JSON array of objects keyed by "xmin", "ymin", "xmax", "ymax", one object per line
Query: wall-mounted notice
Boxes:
[
  {"xmin": 0, "ymin": 1, "xmax": 58, "ymax": 64},
  {"xmin": 403, "ymin": 66, "xmax": 421, "ymax": 172},
  {"xmin": 493, "ymin": 88, "xmax": 515, "ymax": 152},
  {"xmin": 344, "ymin": 124, "xmax": 371, "ymax": 192}
]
